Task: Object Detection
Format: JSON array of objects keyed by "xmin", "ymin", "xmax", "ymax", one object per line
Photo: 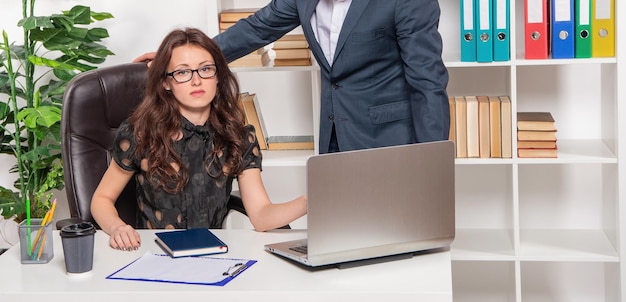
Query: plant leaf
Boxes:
[
  {"xmin": 0, "ymin": 82, "xmax": 27, "ymax": 100},
  {"xmin": 0, "ymin": 186, "xmax": 23, "ymax": 219},
  {"xmin": 66, "ymin": 27, "xmax": 89, "ymax": 41},
  {"xmin": 90, "ymin": 11, "xmax": 114, "ymax": 22},
  {"xmin": 49, "ymin": 14, "xmax": 75, "ymax": 32},
  {"xmin": 28, "ymin": 55, "xmax": 78, "ymax": 71},
  {"xmin": 80, "ymin": 42, "xmax": 115, "ymax": 57},
  {"xmin": 30, "ymin": 27, "xmax": 79, "ymax": 49},
  {"xmin": 65, "ymin": 6, "xmax": 92, "ymax": 25},
  {"xmin": 18, "ymin": 16, "xmax": 55, "ymax": 30},
  {"xmin": 5, "ymin": 43, "xmax": 27, "ymax": 61},
  {"xmin": 51, "ymin": 69, "xmax": 78, "ymax": 82},
  {"xmin": 0, "ymin": 72, "xmax": 8, "ymax": 87},
  {"xmin": 17, "ymin": 106, "xmax": 62, "ymax": 129},
  {"xmin": 52, "ymin": 56, "xmax": 94, "ymax": 72},
  {"xmin": 39, "ymin": 31, "xmax": 82, "ymax": 50},
  {"xmin": 0, "ymin": 103, "xmax": 10, "ymax": 120},
  {"xmin": 87, "ymin": 28, "xmax": 110, "ymax": 41},
  {"xmin": 38, "ymin": 80, "xmax": 67, "ymax": 99}
]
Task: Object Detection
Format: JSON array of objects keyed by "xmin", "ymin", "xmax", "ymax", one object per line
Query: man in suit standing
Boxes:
[{"xmin": 137, "ymin": 0, "xmax": 449, "ymax": 154}]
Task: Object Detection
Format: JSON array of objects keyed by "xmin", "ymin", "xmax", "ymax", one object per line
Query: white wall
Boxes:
[{"xmin": 0, "ymin": 0, "xmax": 214, "ymax": 222}]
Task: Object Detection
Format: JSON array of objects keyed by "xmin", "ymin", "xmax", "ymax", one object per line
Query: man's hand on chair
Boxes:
[{"xmin": 132, "ymin": 52, "xmax": 156, "ymax": 67}]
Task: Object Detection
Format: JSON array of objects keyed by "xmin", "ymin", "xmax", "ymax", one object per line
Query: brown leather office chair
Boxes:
[{"xmin": 59, "ymin": 62, "xmax": 264, "ymax": 230}]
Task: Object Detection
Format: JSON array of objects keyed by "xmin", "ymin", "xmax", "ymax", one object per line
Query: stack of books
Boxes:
[
  {"xmin": 219, "ymin": 8, "xmax": 270, "ymax": 68},
  {"xmin": 228, "ymin": 48, "xmax": 270, "ymax": 68},
  {"xmin": 272, "ymin": 34, "xmax": 311, "ymax": 66},
  {"xmin": 218, "ymin": 8, "xmax": 257, "ymax": 32},
  {"xmin": 449, "ymin": 95, "xmax": 512, "ymax": 159},
  {"xmin": 516, "ymin": 112, "xmax": 558, "ymax": 158}
]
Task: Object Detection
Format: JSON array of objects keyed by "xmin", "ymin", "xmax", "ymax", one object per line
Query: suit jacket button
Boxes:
[
  {"xmin": 328, "ymin": 115, "xmax": 334, "ymax": 121},
  {"xmin": 332, "ymin": 83, "xmax": 339, "ymax": 89}
]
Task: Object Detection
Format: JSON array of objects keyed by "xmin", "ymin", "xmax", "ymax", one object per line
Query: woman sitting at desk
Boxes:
[{"xmin": 91, "ymin": 27, "xmax": 307, "ymax": 251}]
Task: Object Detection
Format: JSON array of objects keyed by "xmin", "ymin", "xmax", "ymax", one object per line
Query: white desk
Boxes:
[{"xmin": 0, "ymin": 229, "xmax": 452, "ymax": 302}]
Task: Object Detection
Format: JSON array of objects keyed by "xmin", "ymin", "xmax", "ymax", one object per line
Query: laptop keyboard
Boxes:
[{"xmin": 289, "ymin": 244, "xmax": 308, "ymax": 254}]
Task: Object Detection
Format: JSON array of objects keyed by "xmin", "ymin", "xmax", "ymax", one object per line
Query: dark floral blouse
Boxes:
[{"xmin": 112, "ymin": 118, "xmax": 262, "ymax": 229}]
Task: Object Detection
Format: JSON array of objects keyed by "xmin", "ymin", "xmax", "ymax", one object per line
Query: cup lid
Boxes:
[{"xmin": 60, "ymin": 222, "xmax": 96, "ymax": 237}]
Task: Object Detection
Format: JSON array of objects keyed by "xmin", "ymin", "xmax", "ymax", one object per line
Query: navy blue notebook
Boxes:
[{"xmin": 155, "ymin": 228, "xmax": 228, "ymax": 258}]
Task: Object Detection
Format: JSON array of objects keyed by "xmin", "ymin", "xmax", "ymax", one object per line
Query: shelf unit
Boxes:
[
  {"xmin": 210, "ymin": 1, "xmax": 624, "ymax": 301},
  {"xmin": 443, "ymin": 0, "xmax": 624, "ymax": 301}
]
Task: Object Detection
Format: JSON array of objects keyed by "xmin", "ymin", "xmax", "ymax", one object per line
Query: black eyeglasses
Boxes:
[{"xmin": 166, "ymin": 64, "xmax": 217, "ymax": 83}]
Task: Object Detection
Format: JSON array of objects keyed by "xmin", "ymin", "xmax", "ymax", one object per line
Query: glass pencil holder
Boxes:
[{"xmin": 19, "ymin": 218, "xmax": 54, "ymax": 264}]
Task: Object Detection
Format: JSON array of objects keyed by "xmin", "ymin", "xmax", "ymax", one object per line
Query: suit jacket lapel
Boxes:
[
  {"xmin": 333, "ymin": 0, "xmax": 370, "ymax": 65},
  {"xmin": 301, "ymin": 0, "xmax": 331, "ymax": 71}
]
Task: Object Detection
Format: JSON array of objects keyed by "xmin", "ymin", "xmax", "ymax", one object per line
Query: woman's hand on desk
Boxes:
[{"xmin": 109, "ymin": 224, "xmax": 141, "ymax": 251}]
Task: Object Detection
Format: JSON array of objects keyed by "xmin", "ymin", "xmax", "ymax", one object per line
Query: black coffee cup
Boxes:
[{"xmin": 59, "ymin": 222, "xmax": 96, "ymax": 274}]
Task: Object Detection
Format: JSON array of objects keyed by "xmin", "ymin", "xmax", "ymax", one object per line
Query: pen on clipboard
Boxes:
[{"xmin": 222, "ymin": 262, "xmax": 247, "ymax": 277}]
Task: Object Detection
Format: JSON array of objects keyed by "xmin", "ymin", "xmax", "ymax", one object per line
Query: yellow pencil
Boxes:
[
  {"xmin": 48, "ymin": 199, "xmax": 57, "ymax": 220},
  {"xmin": 36, "ymin": 232, "xmax": 47, "ymax": 260},
  {"xmin": 30, "ymin": 210, "xmax": 50, "ymax": 255},
  {"xmin": 29, "ymin": 199, "xmax": 57, "ymax": 255}
]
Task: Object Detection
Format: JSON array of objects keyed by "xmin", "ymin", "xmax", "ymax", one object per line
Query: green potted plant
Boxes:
[{"xmin": 0, "ymin": 1, "xmax": 114, "ymax": 228}]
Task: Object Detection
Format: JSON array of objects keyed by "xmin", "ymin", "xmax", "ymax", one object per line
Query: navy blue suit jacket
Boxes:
[{"xmin": 214, "ymin": 0, "xmax": 449, "ymax": 153}]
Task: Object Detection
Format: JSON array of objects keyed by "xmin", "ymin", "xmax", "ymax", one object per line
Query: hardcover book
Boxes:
[
  {"xmin": 517, "ymin": 140, "xmax": 557, "ymax": 149},
  {"xmin": 239, "ymin": 93, "xmax": 268, "ymax": 149},
  {"xmin": 499, "ymin": 96, "xmax": 512, "ymax": 158},
  {"xmin": 228, "ymin": 49, "xmax": 270, "ymax": 67},
  {"xmin": 517, "ymin": 130, "xmax": 557, "ymax": 141},
  {"xmin": 477, "ymin": 96, "xmax": 490, "ymax": 158},
  {"xmin": 517, "ymin": 147, "xmax": 558, "ymax": 158},
  {"xmin": 273, "ymin": 58, "xmax": 312, "ymax": 66},
  {"xmin": 517, "ymin": 112, "xmax": 556, "ymax": 131},
  {"xmin": 488, "ymin": 96, "xmax": 502, "ymax": 158},
  {"xmin": 273, "ymin": 34, "xmax": 308, "ymax": 49},
  {"xmin": 219, "ymin": 8, "xmax": 257, "ymax": 22},
  {"xmin": 273, "ymin": 48, "xmax": 311, "ymax": 60},
  {"xmin": 267, "ymin": 135, "xmax": 314, "ymax": 150},
  {"xmin": 465, "ymin": 96, "xmax": 479, "ymax": 158},
  {"xmin": 448, "ymin": 97, "xmax": 456, "ymax": 148},
  {"xmin": 155, "ymin": 228, "xmax": 228, "ymax": 258},
  {"xmin": 219, "ymin": 21, "xmax": 236, "ymax": 31},
  {"xmin": 454, "ymin": 96, "xmax": 468, "ymax": 158}
]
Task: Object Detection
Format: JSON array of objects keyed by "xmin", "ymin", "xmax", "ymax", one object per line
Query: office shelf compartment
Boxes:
[
  {"xmin": 519, "ymin": 230, "xmax": 619, "ymax": 262},
  {"xmin": 520, "ymin": 262, "xmax": 620, "ymax": 302},
  {"xmin": 234, "ymin": 69, "xmax": 317, "ymax": 143},
  {"xmin": 456, "ymin": 165, "xmax": 514, "ymax": 229},
  {"xmin": 518, "ymin": 164, "xmax": 618, "ymax": 261},
  {"xmin": 453, "ymin": 165, "xmax": 515, "ymax": 261},
  {"xmin": 451, "ymin": 229, "xmax": 515, "ymax": 261},
  {"xmin": 518, "ymin": 164, "xmax": 615, "ymax": 230},
  {"xmin": 446, "ymin": 66, "xmax": 512, "ymax": 97},
  {"xmin": 516, "ymin": 65, "xmax": 608, "ymax": 139},
  {"xmin": 452, "ymin": 261, "xmax": 517, "ymax": 302}
]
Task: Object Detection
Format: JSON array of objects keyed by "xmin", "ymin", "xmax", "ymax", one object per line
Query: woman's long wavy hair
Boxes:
[{"xmin": 128, "ymin": 27, "xmax": 246, "ymax": 193}]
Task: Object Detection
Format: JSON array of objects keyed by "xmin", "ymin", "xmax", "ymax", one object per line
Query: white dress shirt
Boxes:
[{"xmin": 310, "ymin": 0, "xmax": 352, "ymax": 66}]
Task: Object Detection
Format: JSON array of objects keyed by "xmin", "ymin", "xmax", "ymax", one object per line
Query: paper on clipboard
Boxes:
[{"xmin": 106, "ymin": 252, "xmax": 256, "ymax": 286}]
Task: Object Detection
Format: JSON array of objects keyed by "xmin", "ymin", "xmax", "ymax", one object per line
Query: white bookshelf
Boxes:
[
  {"xmin": 211, "ymin": 0, "xmax": 624, "ymax": 301},
  {"xmin": 442, "ymin": 0, "xmax": 624, "ymax": 301}
]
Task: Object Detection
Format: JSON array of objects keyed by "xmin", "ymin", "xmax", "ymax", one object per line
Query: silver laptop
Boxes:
[{"xmin": 265, "ymin": 140, "xmax": 455, "ymax": 267}]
